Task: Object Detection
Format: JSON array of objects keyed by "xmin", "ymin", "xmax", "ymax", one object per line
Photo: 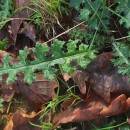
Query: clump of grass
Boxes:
[{"xmin": 29, "ymin": 0, "xmax": 68, "ymax": 38}]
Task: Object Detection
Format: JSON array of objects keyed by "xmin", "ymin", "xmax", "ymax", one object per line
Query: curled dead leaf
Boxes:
[{"xmin": 52, "ymin": 94, "xmax": 130, "ymax": 128}]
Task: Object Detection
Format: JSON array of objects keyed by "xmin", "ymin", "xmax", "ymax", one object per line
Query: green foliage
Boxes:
[
  {"xmin": 0, "ymin": 38, "xmax": 8, "ymax": 50},
  {"xmin": 31, "ymin": 0, "xmax": 67, "ymax": 16},
  {"xmin": 0, "ymin": 99, "xmax": 3, "ymax": 111},
  {"xmin": 70, "ymin": 0, "xmax": 130, "ymax": 31},
  {"xmin": 0, "ymin": 0, "xmax": 13, "ymax": 28},
  {"xmin": 70, "ymin": 28, "xmax": 113, "ymax": 49},
  {"xmin": 112, "ymin": 42, "xmax": 130, "ymax": 77},
  {"xmin": 0, "ymin": 39, "xmax": 96, "ymax": 85},
  {"xmin": 29, "ymin": 0, "xmax": 68, "ymax": 38},
  {"xmin": 70, "ymin": 0, "xmax": 110, "ymax": 30},
  {"xmin": 113, "ymin": 0, "xmax": 130, "ymax": 29}
]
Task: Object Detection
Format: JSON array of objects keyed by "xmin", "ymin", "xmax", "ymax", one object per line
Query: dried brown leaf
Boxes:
[
  {"xmin": 4, "ymin": 110, "xmax": 41, "ymax": 130},
  {"xmin": 52, "ymin": 94, "xmax": 130, "ymax": 128},
  {"xmin": 11, "ymin": 0, "xmax": 32, "ymax": 42}
]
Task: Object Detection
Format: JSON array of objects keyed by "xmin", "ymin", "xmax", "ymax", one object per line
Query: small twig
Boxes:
[
  {"xmin": 42, "ymin": 21, "xmax": 86, "ymax": 44},
  {"xmin": 0, "ymin": 18, "xmax": 31, "ymax": 25},
  {"xmin": 6, "ymin": 101, "xmax": 12, "ymax": 114},
  {"xmin": 115, "ymin": 35, "xmax": 130, "ymax": 41}
]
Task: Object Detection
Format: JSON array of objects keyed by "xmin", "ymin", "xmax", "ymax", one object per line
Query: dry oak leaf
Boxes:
[
  {"xmin": 100, "ymin": 94, "xmax": 130, "ymax": 116},
  {"xmin": 4, "ymin": 110, "xmax": 42, "ymax": 130},
  {"xmin": 11, "ymin": 0, "xmax": 32, "ymax": 42},
  {"xmin": 14, "ymin": 73, "xmax": 57, "ymax": 109},
  {"xmin": 52, "ymin": 94, "xmax": 130, "ymax": 128},
  {"xmin": 20, "ymin": 22, "xmax": 36, "ymax": 42},
  {"xmin": 74, "ymin": 52, "xmax": 130, "ymax": 103}
]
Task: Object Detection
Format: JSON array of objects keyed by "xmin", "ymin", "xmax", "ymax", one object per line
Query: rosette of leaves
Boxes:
[
  {"xmin": 0, "ymin": 39, "xmax": 96, "ymax": 85},
  {"xmin": 112, "ymin": 42, "xmax": 130, "ymax": 77}
]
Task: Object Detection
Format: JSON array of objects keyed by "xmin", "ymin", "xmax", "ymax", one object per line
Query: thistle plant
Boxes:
[{"xmin": 0, "ymin": 39, "xmax": 96, "ymax": 85}]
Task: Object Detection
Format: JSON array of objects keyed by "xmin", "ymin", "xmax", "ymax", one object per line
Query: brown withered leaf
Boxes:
[
  {"xmin": 72, "ymin": 70, "xmax": 89, "ymax": 94},
  {"xmin": 52, "ymin": 95, "xmax": 104, "ymax": 128},
  {"xmin": 20, "ymin": 22, "xmax": 36, "ymax": 42},
  {"xmin": 29, "ymin": 73, "xmax": 57, "ymax": 97},
  {"xmin": 11, "ymin": 0, "xmax": 32, "ymax": 42},
  {"xmin": 0, "ymin": 82, "xmax": 15, "ymax": 102},
  {"xmin": 14, "ymin": 73, "xmax": 57, "ymax": 108},
  {"xmin": 72, "ymin": 52, "xmax": 130, "ymax": 103},
  {"xmin": 100, "ymin": 94, "xmax": 128, "ymax": 116},
  {"xmin": 52, "ymin": 107, "xmax": 102, "ymax": 129},
  {"xmin": 52, "ymin": 94, "xmax": 130, "ymax": 128},
  {"xmin": 4, "ymin": 110, "xmax": 42, "ymax": 130},
  {"xmin": 87, "ymin": 52, "xmax": 130, "ymax": 103}
]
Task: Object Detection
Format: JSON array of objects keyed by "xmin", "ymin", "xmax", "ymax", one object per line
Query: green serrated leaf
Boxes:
[
  {"xmin": 18, "ymin": 47, "xmax": 29, "ymax": 65},
  {"xmin": 67, "ymin": 40, "xmax": 78, "ymax": 53},
  {"xmin": 3, "ymin": 54, "xmax": 11, "ymax": 69},
  {"xmin": 33, "ymin": 42, "xmax": 50, "ymax": 61},
  {"xmin": 6, "ymin": 72, "xmax": 17, "ymax": 84},
  {"xmin": 78, "ymin": 56, "xmax": 91, "ymax": 68},
  {"xmin": 51, "ymin": 39, "xmax": 64, "ymax": 57},
  {"xmin": 0, "ymin": 39, "xmax": 96, "ymax": 84},
  {"xmin": 79, "ymin": 9, "xmax": 90, "ymax": 21},
  {"xmin": 61, "ymin": 58, "xmax": 76, "ymax": 74},
  {"xmin": 88, "ymin": 50, "xmax": 97, "ymax": 59},
  {"xmin": 79, "ymin": 44, "xmax": 89, "ymax": 51},
  {"xmin": 61, "ymin": 63, "xmax": 76, "ymax": 74},
  {"xmin": 24, "ymin": 68, "xmax": 36, "ymax": 84},
  {"xmin": 42, "ymin": 66, "xmax": 56, "ymax": 80}
]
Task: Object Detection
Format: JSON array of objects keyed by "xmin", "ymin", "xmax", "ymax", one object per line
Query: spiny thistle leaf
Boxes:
[
  {"xmin": 3, "ymin": 54, "xmax": 11, "ymax": 69},
  {"xmin": 6, "ymin": 72, "xmax": 17, "ymax": 84},
  {"xmin": 18, "ymin": 47, "xmax": 29, "ymax": 65},
  {"xmin": 33, "ymin": 42, "xmax": 50, "ymax": 61},
  {"xmin": 0, "ymin": 39, "xmax": 97, "ymax": 84},
  {"xmin": 24, "ymin": 68, "xmax": 36, "ymax": 85},
  {"xmin": 79, "ymin": 44, "xmax": 89, "ymax": 51},
  {"xmin": 51, "ymin": 39, "xmax": 64, "ymax": 58},
  {"xmin": 42, "ymin": 65, "xmax": 56, "ymax": 80},
  {"xmin": 67, "ymin": 40, "xmax": 78, "ymax": 53}
]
